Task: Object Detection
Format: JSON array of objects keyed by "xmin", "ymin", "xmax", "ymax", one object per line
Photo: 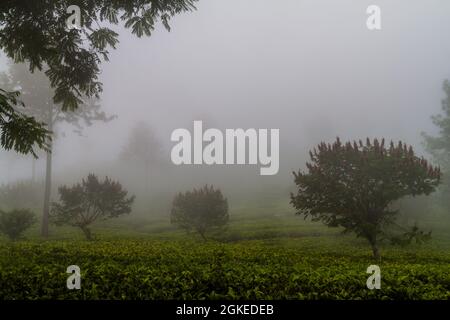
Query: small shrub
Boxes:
[
  {"xmin": 0, "ymin": 209, "xmax": 36, "ymax": 241},
  {"xmin": 171, "ymin": 185, "xmax": 229, "ymax": 240}
]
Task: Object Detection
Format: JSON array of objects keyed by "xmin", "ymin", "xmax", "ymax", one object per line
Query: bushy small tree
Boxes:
[
  {"xmin": 51, "ymin": 174, "xmax": 135, "ymax": 240},
  {"xmin": 0, "ymin": 209, "xmax": 36, "ymax": 241},
  {"xmin": 291, "ymin": 138, "xmax": 441, "ymax": 259},
  {"xmin": 171, "ymin": 185, "xmax": 229, "ymax": 240}
]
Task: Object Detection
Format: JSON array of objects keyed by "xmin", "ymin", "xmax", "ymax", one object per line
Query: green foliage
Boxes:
[
  {"xmin": 0, "ymin": 89, "xmax": 50, "ymax": 157},
  {"xmin": 291, "ymin": 138, "xmax": 441, "ymax": 258},
  {"xmin": 1, "ymin": 62, "xmax": 115, "ymax": 238},
  {"xmin": 0, "ymin": 209, "xmax": 36, "ymax": 241},
  {"xmin": 1, "ymin": 63, "xmax": 114, "ymax": 137},
  {"xmin": 389, "ymin": 225, "xmax": 432, "ymax": 247},
  {"xmin": 171, "ymin": 185, "xmax": 229, "ymax": 240},
  {"xmin": 51, "ymin": 174, "xmax": 135, "ymax": 240},
  {"xmin": 0, "ymin": 240, "xmax": 449, "ymax": 299},
  {"xmin": 0, "ymin": 0, "xmax": 197, "ymax": 111},
  {"xmin": 0, "ymin": 0, "xmax": 196, "ymax": 155}
]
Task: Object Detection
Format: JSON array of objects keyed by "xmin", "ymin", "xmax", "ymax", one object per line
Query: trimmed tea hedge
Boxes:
[{"xmin": 0, "ymin": 240, "xmax": 449, "ymax": 299}]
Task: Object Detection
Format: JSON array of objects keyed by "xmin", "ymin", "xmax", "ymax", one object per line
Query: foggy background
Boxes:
[{"xmin": 1, "ymin": 0, "xmax": 450, "ymax": 214}]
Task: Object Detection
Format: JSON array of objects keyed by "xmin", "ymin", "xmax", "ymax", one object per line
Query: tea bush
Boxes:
[{"xmin": 0, "ymin": 240, "xmax": 449, "ymax": 299}]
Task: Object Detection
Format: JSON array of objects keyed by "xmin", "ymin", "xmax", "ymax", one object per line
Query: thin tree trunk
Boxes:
[
  {"xmin": 41, "ymin": 107, "xmax": 53, "ymax": 238},
  {"xmin": 369, "ymin": 239, "xmax": 381, "ymax": 260},
  {"xmin": 81, "ymin": 226, "xmax": 92, "ymax": 241},
  {"xmin": 41, "ymin": 147, "xmax": 52, "ymax": 237},
  {"xmin": 31, "ymin": 157, "xmax": 36, "ymax": 182}
]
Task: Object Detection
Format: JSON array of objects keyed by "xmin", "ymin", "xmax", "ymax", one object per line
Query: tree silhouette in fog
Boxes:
[
  {"xmin": 120, "ymin": 122, "xmax": 163, "ymax": 195},
  {"xmin": 423, "ymin": 80, "xmax": 450, "ymax": 211}
]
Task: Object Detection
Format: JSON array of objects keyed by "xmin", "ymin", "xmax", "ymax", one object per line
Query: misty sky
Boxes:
[{"xmin": 1, "ymin": 0, "xmax": 450, "ymax": 184}]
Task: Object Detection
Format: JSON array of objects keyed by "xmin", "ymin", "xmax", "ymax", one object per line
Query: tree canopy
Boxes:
[
  {"xmin": 0, "ymin": 89, "xmax": 50, "ymax": 157},
  {"xmin": 0, "ymin": 0, "xmax": 197, "ymax": 154},
  {"xmin": 171, "ymin": 185, "xmax": 229, "ymax": 240},
  {"xmin": 290, "ymin": 137, "xmax": 441, "ymax": 259},
  {"xmin": 1, "ymin": 63, "xmax": 113, "ymax": 135},
  {"xmin": 51, "ymin": 174, "xmax": 135, "ymax": 240}
]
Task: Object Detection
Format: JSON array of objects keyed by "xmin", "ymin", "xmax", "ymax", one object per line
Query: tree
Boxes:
[
  {"xmin": 290, "ymin": 138, "xmax": 441, "ymax": 259},
  {"xmin": 422, "ymin": 80, "xmax": 450, "ymax": 209},
  {"xmin": 120, "ymin": 122, "xmax": 162, "ymax": 194},
  {"xmin": 0, "ymin": 209, "xmax": 36, "ymax": 241},
  {"xmin": 51, "ymin": 174, "xmax": 135, "ymax": 240},
  {"xmin": 0, "ymin": 0, "xmax": 196, "ymax": 154},
  {"xmin": 0, "ymin": 1, "xmax": 196, "ymax": 233},
  {"xmin": 422, "ymin": 80, "xmax": 450, "ymax": 168},
  {"xmin": 1, "ymin": 63, "xmax": 113, "ymax": 237},
  {"xmin": 171, "ymin": 185, "xmax": 229, "ymax": 240}
]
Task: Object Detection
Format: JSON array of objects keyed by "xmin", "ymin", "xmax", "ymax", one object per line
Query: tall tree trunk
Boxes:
[
  {"xmin": 41, "ymin": 107, "xmax": 53, "ymax": 238},
  {"xmin": 31, "ymin": 157, "xmax": 36, "ymax": 182}
]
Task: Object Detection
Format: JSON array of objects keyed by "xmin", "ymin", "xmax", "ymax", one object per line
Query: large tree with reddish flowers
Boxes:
[{"xmin": 291, "ymin": 138, "xmax": 441, "ymax": 259}]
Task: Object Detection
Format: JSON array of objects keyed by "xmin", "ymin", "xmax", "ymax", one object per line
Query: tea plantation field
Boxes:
[
  {"xmin": 1, "ymin": 239, "xmax": 449, "ymax": 299},
  {"xmin": 0, "ymin": 211, "xmax": 449, "ymax": 300}
]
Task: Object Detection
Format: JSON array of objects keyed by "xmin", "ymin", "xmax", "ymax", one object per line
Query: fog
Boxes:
[{"xmin": 1, "ymin": 0, "xmax": 450, "ymax": 213}]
